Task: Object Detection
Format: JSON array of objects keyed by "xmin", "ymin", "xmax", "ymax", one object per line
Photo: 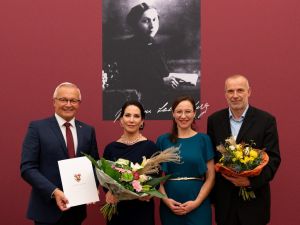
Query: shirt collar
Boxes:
[
  {"xmin": 229, "ymin": 105, "xmax": 249, "ymax": 121},
  {"xmin": 55, "ymin": 113, "xmax": 76, "ymax": 128}
]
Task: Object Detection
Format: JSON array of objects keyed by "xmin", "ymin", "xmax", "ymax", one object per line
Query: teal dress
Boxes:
[{"xmin": 156, "ymin": 133, "xmax": 214, "ymax": 225}]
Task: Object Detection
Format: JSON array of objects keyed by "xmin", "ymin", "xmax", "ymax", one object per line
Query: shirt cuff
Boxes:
[{"xmin": 51, "ymin": 188, "xmax": 59, "ymax": 199}]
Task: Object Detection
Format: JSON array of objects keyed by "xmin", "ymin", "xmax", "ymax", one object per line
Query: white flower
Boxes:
[
  {"xmin": 116, "ymin": 158, "xmax": 130, "ymax": 166},
  {"xmin": 130, "ymin": 162, "xmax": 143, "ymax": 172},
  {"xmin": 138, "ymin": 174, "xmax": 149, "ymax": 183},
  {"xmin": 244, "ymin": 147, "xmax": 250, "ymax": 156},
  {"xmin": 141, "ymin": 156, "xmax": 149, "ymax": 167},
  {"xmin": 226, "ymin": 136, "xmax": 236, "ymax": 145},
  {"xmin": 229, "ymin": 145, "xmax": 236, "ymax": 151}
]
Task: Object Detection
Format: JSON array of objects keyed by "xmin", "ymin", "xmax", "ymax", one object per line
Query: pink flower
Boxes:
[
  {"xmin": 113, "ymin": 166, "xmax": 127, "ymax": 173},
  {"xmin": 132, "ymin": 180, "xmax": 142, "ymax": 192}
]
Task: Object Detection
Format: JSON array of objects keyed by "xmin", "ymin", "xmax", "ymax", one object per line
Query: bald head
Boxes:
[{"xmin": 225, "ymin": 75, "xmax": 250, "ymax": 92}]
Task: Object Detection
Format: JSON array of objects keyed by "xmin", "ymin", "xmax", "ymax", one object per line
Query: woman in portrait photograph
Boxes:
[{"xmin": 103, "ymin": 2, "xmax": 180, "ymax": 112}]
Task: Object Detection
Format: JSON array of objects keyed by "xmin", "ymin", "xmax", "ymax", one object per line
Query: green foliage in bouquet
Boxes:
[{"xmin": 83, "ymin": 146, "xmax": 181, "ymax": 219}]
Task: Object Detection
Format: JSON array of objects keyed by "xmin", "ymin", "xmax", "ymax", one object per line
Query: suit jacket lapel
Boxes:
[
  {"xmin": 236, "ymin": 106, "xmax": 256, "ymax": 143},
  {"xmin": 49, "ymin": 116, "xmax": 69, "ymax": 157},
  {"xmin": 75, "ymin": 120, "xmax": 83, "ymax": 157},
  {"xmin": 222, "ymin": 110, "xmax": 232, "ymax": 138},
  {"xmin": 221, "ymin": 109, "xmax": 232, "ymax": 140}
]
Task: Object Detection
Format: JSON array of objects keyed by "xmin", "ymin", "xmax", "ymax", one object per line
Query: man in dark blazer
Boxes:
[
  {"xmin": 207, "ymin": 75, "xmax": 281, "ymax": 225},
  {"xmin": 21, "ymin": 82, "xmax": 99, "ymax": 225}
]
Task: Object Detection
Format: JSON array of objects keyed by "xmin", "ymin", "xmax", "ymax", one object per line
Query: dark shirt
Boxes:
[{"xmin": 104, "ymin": 35, "xmax": 169, "ymax": 92}]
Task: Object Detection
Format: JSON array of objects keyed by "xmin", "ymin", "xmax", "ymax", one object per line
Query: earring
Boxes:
[{"xmin": 140, "ymin": 123, "xmax": 144, "ymax": 129}]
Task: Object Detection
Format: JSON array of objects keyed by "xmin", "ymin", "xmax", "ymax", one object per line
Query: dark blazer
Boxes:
[
  {"xmin": 20, "ymin": 116, "xmax": 99, "ymax": 223},
  {"xmin": 207, "ymin": 106, "xmax": 281, "ymax": 225}
]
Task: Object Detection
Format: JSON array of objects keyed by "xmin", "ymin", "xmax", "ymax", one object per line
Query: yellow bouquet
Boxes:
[{"xmin": 215, "ymin": 137, "xmax": 269, "ymax": 200}]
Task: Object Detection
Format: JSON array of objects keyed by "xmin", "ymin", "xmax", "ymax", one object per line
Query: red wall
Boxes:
[{"xmin": 1, "ymin": 0, "xmax": 299, "ymax": 224}]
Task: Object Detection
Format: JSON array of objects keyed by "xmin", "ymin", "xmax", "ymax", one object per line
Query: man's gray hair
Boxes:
[
  {"xmin": 224, "ymin": 74, "xmax": 250, "ymax": 91},
  {"xmin": 53, "ymin": 82, "xmax": 82, "ymax": 100}
]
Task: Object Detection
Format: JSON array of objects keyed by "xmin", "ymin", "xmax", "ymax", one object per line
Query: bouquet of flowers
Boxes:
[
  {"xmin": 215, "ymin": 136, "xmax": 269, "ymax": 200},
  {"xmin": 84, "ymin": 146, "xmax": 180, "ymax": 220}
]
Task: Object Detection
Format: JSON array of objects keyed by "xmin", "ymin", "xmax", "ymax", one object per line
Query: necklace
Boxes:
[{"xmin": 120, "ymin": 134, "xmax": 142, "ymax": 145}]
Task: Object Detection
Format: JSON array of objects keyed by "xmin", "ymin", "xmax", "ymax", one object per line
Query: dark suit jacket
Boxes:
[
  {"xmin": 207, "ymin": 106, "xmax": 281, "ymax": 225},
  {"xmin": 20, "ymin": 116, "xmax": 99, "ymax": 223}
]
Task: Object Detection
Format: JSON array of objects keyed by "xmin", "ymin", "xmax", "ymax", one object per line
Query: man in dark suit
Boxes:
[
  {"xmin": 207, "ymin": 75, "xmax": 281, "ymax": 225},
  {"xmin": 21, "ymin": 82, "xmax": 99, "ymax": 225}
]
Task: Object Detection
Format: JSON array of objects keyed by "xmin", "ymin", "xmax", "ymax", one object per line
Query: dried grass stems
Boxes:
[{"xmin": 140, "ymin": 146, "xmax": 181, "ymax": 175}]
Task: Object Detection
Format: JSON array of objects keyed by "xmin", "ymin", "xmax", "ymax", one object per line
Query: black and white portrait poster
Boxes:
[{"xmin": 102, "ymin": 0, "xmax": 200, "ymax": 120}]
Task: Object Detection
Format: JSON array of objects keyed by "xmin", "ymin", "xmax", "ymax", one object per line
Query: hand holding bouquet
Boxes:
[
  {"xmin": 215, "ymin": 137, "xmax": 269, "ymax": 200},
  {"xmin": 84, "ymin": 146, "xmax": 180, "ymax": 220}
]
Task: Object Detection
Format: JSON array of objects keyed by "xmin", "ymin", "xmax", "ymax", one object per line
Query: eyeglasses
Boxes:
[
  {"xmin": 55, "ymin": 98, "xmax": 81, "ymax": 105},
  {"xmin": 174, "ymin": 110, "xmax": 194, "ymax": 117}
]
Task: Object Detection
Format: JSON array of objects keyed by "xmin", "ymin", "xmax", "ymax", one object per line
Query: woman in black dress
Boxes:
[{"xmin": 103, "ymin": 100, "xmax": 159, "ymax": 225}]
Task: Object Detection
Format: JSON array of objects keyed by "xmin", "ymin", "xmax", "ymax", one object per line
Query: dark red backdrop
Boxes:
[{"xmin": 1, "ymin": 0, "xmax": 299, "ymax": 224}]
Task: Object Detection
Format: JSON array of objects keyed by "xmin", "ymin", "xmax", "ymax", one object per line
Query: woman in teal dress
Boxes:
[{"xmin": 157, "ymin": 96, "xmax": 215, "ymax": 225}]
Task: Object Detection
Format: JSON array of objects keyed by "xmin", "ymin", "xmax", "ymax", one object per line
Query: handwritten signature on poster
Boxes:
[{"xmin": 113, "ymin": 101, "xmax": 210, "ymax": 122}]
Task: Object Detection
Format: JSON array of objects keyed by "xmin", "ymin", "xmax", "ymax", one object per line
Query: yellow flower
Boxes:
[
  {"xmin": 249, "ymin": 150, "xmax": 258, "ymax": 159},
  {"xmin": 249, "ymin": 156, "xmax": 255, "ymax": 162},
  {"xmin": 234, "ymin": 151, "xmax": 243, "ymax": 159},
  {"xmin": 244, "ymin": 156, "xmax": 251, "ymax": 163},
  {"xmin": 236, "ymin": 144, "xmax": 243, "ymax": 151},
  {"xmin": 240, "ymin": 156, "xmax": 252, "ymax": 164}
]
